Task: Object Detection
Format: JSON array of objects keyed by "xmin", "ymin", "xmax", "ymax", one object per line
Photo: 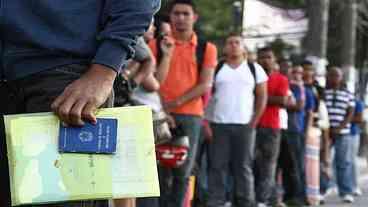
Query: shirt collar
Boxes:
[{"xmin": 173, "ymin": 33, "xmax": 197, "ymax": 46}]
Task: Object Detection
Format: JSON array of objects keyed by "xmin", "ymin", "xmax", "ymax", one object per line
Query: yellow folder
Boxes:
[{"xmin": 4, "ymin": 106, "xmax": 160, "ymax": 206}]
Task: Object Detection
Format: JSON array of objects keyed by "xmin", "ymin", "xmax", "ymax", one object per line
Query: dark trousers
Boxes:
[
  {"xmin": 254, "ymin": 127, "xmax": 281, "ymax": 204},
  {"xmin": 158, "ymin": 114, "xmax": 202, "ymax": 207},
  {"xmin": 0, "ymin": 64, "xmax": 109, "ymax": 207},
  {"xmin": 277, "ymin": 130, "xmax": 303, "ymax": 202}
]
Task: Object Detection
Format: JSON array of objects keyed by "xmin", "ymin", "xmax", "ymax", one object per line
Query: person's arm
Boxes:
[
  {"xmin": 321, "ymin": 127, "xmax": 331, "ymax": 163},
  {"xmin": 249, "ymin": 82, "xmax": 268, "ymax": 128},
  {"xmin": 164, "ymin": 43, "xmax": 217, "ymax": 110},
  {"xmin": 164, "ymin": 68, "xmax": 214, "ymax": 109},
  {"xmin": 287, "ymin": 87, "xmax": 305, "ymax": 111},
  {"xmin": 331, "ymin": 106, "xmax": 354, "ymax": 134},
  {"xmin": 353, "ymin": 111, "xmax": 364, "ymax": 123},
  {"xmin": 154, "ymin": 36, "xmax": 175, "ymax": 84},
  {"xmin": 268, "ymin": 75, "xmax": 289, "ymax": 107},
  {"xmin": 352, "ymin": 102, "xmax": 364, "ymax": 123},
  {"xmin": 51, "ymin": 64, "xmax": 116, "ymax": 126},
  {"xmin": 52, "ymin": 0, "xmax": 158, "ymax": 126},
  {"xmin": 131, "ymin": 52, "xmax": 155, "ymax": 86},
  {"xmin": 268, "ymin": 96, "xmax": 288, "ymax": 107},
  {"xmin": 141, "ymin": 73, "xmax": 160, "ymax": 92}
]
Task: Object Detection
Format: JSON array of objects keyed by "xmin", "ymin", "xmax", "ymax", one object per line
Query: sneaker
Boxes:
[
  {"xmin": 257, "ymin": 203, "xmax": 268, "ymax": 207},
  {"xmin": 273, "ymin": 202, "xmax": 286, "ymax": 207},
  {"xmin": 224, "ymin": 201, "xmax": 232, "ymax": 207},
  {"xmin": 319, "ymin": 195, "xmax": 325, "ymax": 205},
  {"xmin": 342, "ymin": 194, "xmax": 354, "ymax": 203},
  {"xmin": 353, "ymin": 188, "xmax": 363, "ymax": 196}
]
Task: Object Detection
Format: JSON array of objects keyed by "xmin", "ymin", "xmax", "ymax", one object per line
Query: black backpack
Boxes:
[{"xmin": 212, "ymin": 60, "xmax": 257, "ymax": 93}]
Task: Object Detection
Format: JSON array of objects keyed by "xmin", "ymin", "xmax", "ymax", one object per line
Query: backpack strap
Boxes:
[
  {"xmin": 196, "ymin": 38, "xmax": 207, "ymax": 74},
  {"xmin": 248, "ymin": 62, "xmax": 257, "ymax": 84},
  {"xmin": 156, "ymin": 37, "xmax": 164, "ymax": 65},
  {"xmin": 211, "ymin": 60, "xmax": 225, "ymax": 93}
]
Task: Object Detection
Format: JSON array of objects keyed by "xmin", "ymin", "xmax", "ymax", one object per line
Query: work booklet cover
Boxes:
[{"xmin": 59, "ymin": 118, "xmax": 117, "ymax": 154}]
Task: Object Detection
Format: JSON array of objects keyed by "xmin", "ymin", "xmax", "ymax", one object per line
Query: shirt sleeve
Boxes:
[
  {"xmin": 349, "ymin": 92, "xmax": 356, "ymax": 108},
  {"xmin": 148, "ymin": 39, "xmax": 158, "ymax": 60},
  {"xmin": 276, "ymin": 75, "xmax": 289, "ymax": 96},
  {"xmin": 132, "ymin": 37, "xmax": 151, "ymax": 62},
  {"xmin": 291, "ymin": 85, "xmax": 302, "ymax": 101},
  {"xmin": 356, "ymin": 100, "xmax": 364, "ymax": 113},
  {"xmin": 255, "ymin": 63, "xmax": 268, "ymax": 84},
  {"xmin": 92, "ymin": 0, "xmax": 160, "ymax": 72},
  {"xmin": 202, "ymin": 42, "xmax": 218, "ymax": 70},
  {"xmin": 305, "ymin": 89, "xmax": 316, "ymax": 111}
]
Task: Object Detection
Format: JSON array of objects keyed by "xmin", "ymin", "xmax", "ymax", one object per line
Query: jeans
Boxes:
[
  {"xmin": 320, "ymin": 134, "xmax": 354, "ymax": 196},
  {"xmin": 193, "ymin": 126, "xmax": 210, "ymax": 206},
  {"xmin": 277, "ymin": 130, "xmax": 303, "ymax": 202},
  {"xmin": 351, "ymin": 134, "xmax": 361, "ymax": 191},
  {"xmin": 207, "ymin": 123, "xmax": 256, "ymax": 207},
  {"xmin": 0, "ymin": 64, "xmax": 110, "ymax": 207},
  {"xmin": 254, "ymin": 127, "xmax": 281, "ymax": 204},
  {"xmin": 158, "ymin": 114, "xmax": 202, "ymax": 207}
]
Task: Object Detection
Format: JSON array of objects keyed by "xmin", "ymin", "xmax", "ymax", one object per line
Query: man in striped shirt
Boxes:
[{"xmin": 323, "ymin": 66, "xmax": 355, "ymax": 203}]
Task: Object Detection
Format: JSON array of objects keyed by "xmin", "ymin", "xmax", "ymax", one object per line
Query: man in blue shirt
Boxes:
[
  {"xmin": 350, "ymin": 99, "xmax": 364, "ymax": 196},
  {"xmin": 0, "ymin": 1, "xmax": 160, "ymax": 207},
  {"xmin": 277, "ymin": 65, "xmax": 306, "ymax": 205}
]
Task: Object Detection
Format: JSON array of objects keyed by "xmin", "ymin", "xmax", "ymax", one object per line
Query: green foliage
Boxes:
[
  {"xmin": 196, "ymin": 0, "xmax": 235, "ymax": 45},
  {"xmin": 157, "ymin": 0, "xmax": 305, "ymax": 51}
]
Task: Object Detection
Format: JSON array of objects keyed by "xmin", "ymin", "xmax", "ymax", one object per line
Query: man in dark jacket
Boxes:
[{"xmin": 0, "ymin": 1, "xmax": 160, "ymax": 207}]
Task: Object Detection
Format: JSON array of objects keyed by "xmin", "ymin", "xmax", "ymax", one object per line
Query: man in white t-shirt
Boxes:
[{"xmin": 206, "ymin": 34, "xmax": 268, "ymax": 207}]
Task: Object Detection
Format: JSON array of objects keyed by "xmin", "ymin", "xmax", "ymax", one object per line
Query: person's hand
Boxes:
[
  {"xmin": 330, "ymin": 127, "xmax": 341, "ymax": 135},
  {"xmin": 51, "ymin": 64, "xmax": 116, "ymax": 126},
  {"xmin": 203, "ymin": 121, "xmax": 213, "ymax": 143},
  {"xmin": 163, "ymin": 98, "xmax": 183, "ymax": 111},
  {"xmin": 286, "ymin": 94, "xmax": 296, "ymax": 108},
  {"xmin": 249, "ymin": 119, "xmax": 258, "ymax": 129},
  {"xmin": 160, "ymin": 36, "xmax": 175, "ymax": 56},
  {"xmin": 166, "ymin": 114, "xmax": 176, "ymax": 128},
  {"xmin": 321, "ymin": 162, "xmax": 332, "ymax": 179}
]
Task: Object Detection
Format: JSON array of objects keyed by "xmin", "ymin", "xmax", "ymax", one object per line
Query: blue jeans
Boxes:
[
  {"xmin": 321, "ymin": 134, "xmax": 354, "ymax": 196},
  {"xmin": 158, "ymin": 114, "xmax": 202, "ymax": 207},
  {"xmin": 351, "ymin": 134, "xmax": 360, "ymax": 191}
]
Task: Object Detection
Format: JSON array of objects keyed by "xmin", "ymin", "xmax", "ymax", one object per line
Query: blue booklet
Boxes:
[{"xmin": 58, "ymin": 118, "xmax": 118, "ymax": 154}]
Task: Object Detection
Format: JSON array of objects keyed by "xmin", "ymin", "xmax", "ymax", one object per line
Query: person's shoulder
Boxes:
[
  {"xmin": 204, "ymin": 42, "xmax": 217, "ymax": 53},
  {"xmin": 272, "ymin": 72, "xmax": 288, "ymax": 82},
  {"xmin": 148, "ymin": 38, "xmax": 158, "ymax": 48}
]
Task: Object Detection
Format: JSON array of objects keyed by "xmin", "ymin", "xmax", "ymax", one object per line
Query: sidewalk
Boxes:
[{"xmin": 323, "ymin": 158, "xmax": 368, "ymax": 207}]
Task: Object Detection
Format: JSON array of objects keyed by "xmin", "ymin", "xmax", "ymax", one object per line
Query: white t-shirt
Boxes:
[
  {"xmin": 131, "ymin": 87, "xmax": 162, "ymax": 112},
  {"xmin": 205, "ymin": 61, "xmax": 268, "ymax": 124},
  {"xmin": 280, "ymin": 109, "xmax": 288, "ymax": 129}
]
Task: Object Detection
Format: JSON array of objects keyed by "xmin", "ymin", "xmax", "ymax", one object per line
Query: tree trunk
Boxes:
[
  {"xmin": 340, "ymin": 0, "xmax": 357, "ymax": 68},
  {"xmin": 340, "ymin": 0, "xmax": 358, "ymax": 91},
  {"xmin": 304, "ymin": 0, "xmax": 330, "ymax": 58}
]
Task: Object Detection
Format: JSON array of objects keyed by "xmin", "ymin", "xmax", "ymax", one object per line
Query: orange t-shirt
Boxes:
[{"xmin": 149, "ymin": 34, "xmax": 217, "ymax": 116}]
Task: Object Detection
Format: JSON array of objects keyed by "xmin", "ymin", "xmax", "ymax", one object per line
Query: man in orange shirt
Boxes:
[{"xmin": 149, "ymin": 1, "xmax": 217, "ymax": 206}]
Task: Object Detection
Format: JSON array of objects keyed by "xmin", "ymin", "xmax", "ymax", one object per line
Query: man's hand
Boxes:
[
  {"xmin": 160, "ymin": 36, "xmax": 175, "ymax": 56},
  {"xmin": 163, "ymin": 98, "xmax": 183, "ymax": 111},
  {"xmin": 249, "ymin": 119, "xmax": 258, "ymax": 129},
  {"xmin": 166, "ymin": 114, "xmax": 176, "ymax": 129},
  {"xmin": 51, "ymin": 64, "xmax": 117, "ymax": 126},
  {"xmin": 330, "ymin": 127, "xmax": 341, "ymax": 136}
]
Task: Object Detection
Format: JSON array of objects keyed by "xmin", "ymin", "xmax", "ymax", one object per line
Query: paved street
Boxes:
[{"xmin": 323, "ymin": 158, "xmax": 368, "ymax": 207}]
